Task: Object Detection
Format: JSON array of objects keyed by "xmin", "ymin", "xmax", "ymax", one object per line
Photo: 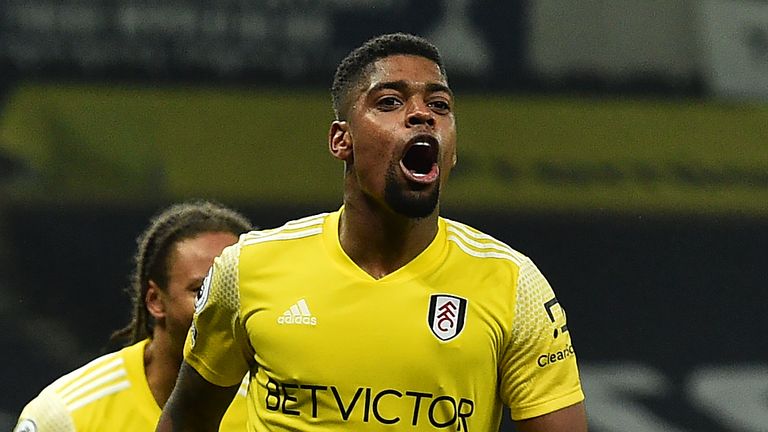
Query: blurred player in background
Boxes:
[
  {"xmin": 14, "ymin": 200, "xmax": 253, "ymax": 432},
  {"xmin": 158, "ymin": 33, "xmax": 587, "ymax": 432}
]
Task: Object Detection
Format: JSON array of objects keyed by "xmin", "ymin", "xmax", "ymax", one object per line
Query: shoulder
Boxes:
[
  {"xmin": 44, "ymin": 349, "xmax": 128, "ymax": 402},
  {"xmin": 241, "ymin": 212, "xmax": 329, "ymax": 246},
  {"xmin": 16, "ymin": 385, "xmax": 73, "ymax": 431},
  {"xmin": 201, "ymin": 212, "xmax": 331, "ymax": 298},
  {"xmin": 15, "ymin": 348, "xmax": 133, "ymax": 431},
  {"xmin": 442, "ymin": 217, "xmax": 553, "ymax": 307},
  {"xmin": 232, "ymin": 212, "xmax": 330, "ymax": 259},
  {"xmin": 442, "ymin": 217, "xmax": 530, "ymax": 267}
]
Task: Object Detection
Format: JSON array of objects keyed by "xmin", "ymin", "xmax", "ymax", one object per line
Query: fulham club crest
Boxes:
[{"xmin": 428, "ymin": 294, "xmax": 468, "ymax": 341}]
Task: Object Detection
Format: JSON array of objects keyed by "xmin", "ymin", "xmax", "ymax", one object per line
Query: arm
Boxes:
[
  {"xmin": 500, "ymin": 258, "xmax": 586, "ymax": 425},
  {"xmin": 514, "ymin": 401, "xmax": 588, "ymax": 432},
  {"xmin": 156, "ymin": 361, "xmax": 239, "ymax": 432},
  {"xmin": 161, "ymin": 246, "xmax": 252, "ymax": 431}
]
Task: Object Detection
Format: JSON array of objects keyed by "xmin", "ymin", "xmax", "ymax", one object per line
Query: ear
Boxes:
[
  {"xmin": 328, "ymin": 120, "xmax": 353, "ymax": 161},
  {"xmin": 145, "ymin": 280, "xmax": 166, "ymax": 322}
]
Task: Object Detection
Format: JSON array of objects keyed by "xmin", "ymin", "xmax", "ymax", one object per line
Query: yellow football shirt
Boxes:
[
  {"xmin": 186, "ymin": 209, "xmax": 584, "ymax": 431},
  {"xmin": 15, "ymin": 339, "xmax": 248, "ymax": 431}
]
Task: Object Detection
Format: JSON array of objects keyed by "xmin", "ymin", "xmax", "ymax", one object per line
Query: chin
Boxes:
[
  {"xmin": 384, "ymin": 162, "xmax": 440, "ymax": 218},
  {"xmin": 386, "ymin": 188, "xmax": 440, "ymax": 218}
]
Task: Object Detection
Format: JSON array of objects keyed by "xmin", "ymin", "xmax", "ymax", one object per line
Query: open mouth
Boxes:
[{"xmin": 400, "ymin": 136, "xmax": 439, "ymax": 183}]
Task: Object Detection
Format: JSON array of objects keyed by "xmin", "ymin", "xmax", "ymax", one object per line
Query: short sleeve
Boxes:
[
  {"xmin": 499, "ymin": 258, "xmax": 585, "ymax": 420},
  {"xmin": 184, "ymin": 243, "xmax": 253, "ymax": 387},
  {"xmin": 15, "ymin": 387, "xmax": 76, "ymax": 432}
]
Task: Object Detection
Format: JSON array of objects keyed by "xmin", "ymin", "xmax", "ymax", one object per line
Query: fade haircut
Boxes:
[
  {"xmin": 331, "ymin": 33, "xmax": 447, "ymax": 120},
  {"xmin": 110, "ymin": 200, "xmax": 252, "ymax": 346}
]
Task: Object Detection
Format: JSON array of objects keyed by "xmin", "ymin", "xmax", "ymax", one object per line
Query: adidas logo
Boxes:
[{"xmin": 277, "ymin": 299, "xmax": 317, "ymax": 326}]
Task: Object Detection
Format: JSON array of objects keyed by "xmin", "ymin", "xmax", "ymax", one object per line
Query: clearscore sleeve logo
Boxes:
[{"xmin": 537, "ymin": 344, "xmax": 575, "ymax": 367}]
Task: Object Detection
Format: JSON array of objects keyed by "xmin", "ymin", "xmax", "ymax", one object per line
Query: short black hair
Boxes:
[
  {"xmin": 110, "ymin": 200, "xmax": 253, "ymax": 346},
  {"xmin": 331, "ymin": 33, "xmax": 446, "ymax": 120}
]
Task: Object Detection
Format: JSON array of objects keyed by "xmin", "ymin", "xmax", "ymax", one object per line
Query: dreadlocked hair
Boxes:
[{"xmin": 109, "ymin": 200, "xmax": 252, "ymax": 347}]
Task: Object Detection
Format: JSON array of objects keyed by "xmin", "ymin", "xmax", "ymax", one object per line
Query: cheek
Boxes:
[
  {"xmin": 442, "ymin": 131, "xmax": 457, "ymax": 162},
  {"xmin": 171, "ymin": 293, "xmax": 197, "ymax": 326},
  {"xmin": 352, "ymin": 126, "xmax": 398, "ymax": 177},
  {"xmin": 439, "ymin": 143, "xmax": 457, "ymax": 184},
  {"xmin": 184, "ymin": 293, "xmax": 197, "ymax": 318},
  {"xmin": 356, "ymin": 114, "xmax": 398, "ymax": 151}
]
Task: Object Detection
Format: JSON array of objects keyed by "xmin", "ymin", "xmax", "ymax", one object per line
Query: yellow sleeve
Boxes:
[
  {"xmin": 15, "ymin": 387, "xmax": 76, "ymax": 432},
  {"xmin": 499, "ymin": 258, "xmax": 585, "ymax": 420},
  {"xmin": 184, "ymin": 243, "xmax": 253, "ymax": 387}
]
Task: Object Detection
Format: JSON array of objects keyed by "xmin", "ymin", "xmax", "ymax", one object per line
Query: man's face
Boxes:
[
  {"xmin": 344, "ymin": 54, "xmax": 457, "ymax": 218},
  {"xmin": 161, "ymin": 231, "xmax": 238, "ymax": 357}
]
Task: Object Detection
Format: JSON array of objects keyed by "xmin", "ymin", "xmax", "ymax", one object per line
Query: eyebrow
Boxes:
[{"xmin": 368, "ymin": 80, "xmax": 453, "ymax": 98}]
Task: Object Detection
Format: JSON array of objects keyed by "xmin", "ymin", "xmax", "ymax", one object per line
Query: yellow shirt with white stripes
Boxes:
[
  {"xmin": 14, "ymin": 339, "xmax": 248, "ymax": 431},
  {"xmin": 186, "ymin": 208, "xmax": 584, "ymax": 431}
]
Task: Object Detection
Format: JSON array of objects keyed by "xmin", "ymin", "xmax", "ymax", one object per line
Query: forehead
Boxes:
[
  {"xmin": 169, "ymin": 232, "xmax": 237, "ymax": 271},
  {"xmin": 361, "ymin": 54, "xmax": 448, "ymax": 93}
]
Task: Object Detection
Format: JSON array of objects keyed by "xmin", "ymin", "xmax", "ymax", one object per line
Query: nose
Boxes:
[{"xmin": 406, "ymin": 100, "xmax": 435, "ymax": 128}]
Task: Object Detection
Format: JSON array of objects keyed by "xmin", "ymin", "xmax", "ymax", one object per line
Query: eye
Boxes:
[
  {"xmin": 377, "ymin": 96, "xmax": 403, "ymax": 110},
  {"xmin": 190, "ymin": 283, "xmax": 203, "ymax": 295},
  {"xmin": 428, "ymin": 100, "xmax": 451, "ymax": 113}
]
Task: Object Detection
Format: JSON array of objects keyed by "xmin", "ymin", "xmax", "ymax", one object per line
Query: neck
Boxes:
[
  {"xmin": 144, "ymin": 331, "xmax": 182, "ymax": 409},
  {"xmin": 339, "ymin": 199, "xmax": 439, "ymax": 279}
]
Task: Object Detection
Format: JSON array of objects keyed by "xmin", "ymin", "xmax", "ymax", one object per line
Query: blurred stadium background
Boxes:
[{"xmin": 1, "ymin": 1, "xmax": 767, "ymax": 431}]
